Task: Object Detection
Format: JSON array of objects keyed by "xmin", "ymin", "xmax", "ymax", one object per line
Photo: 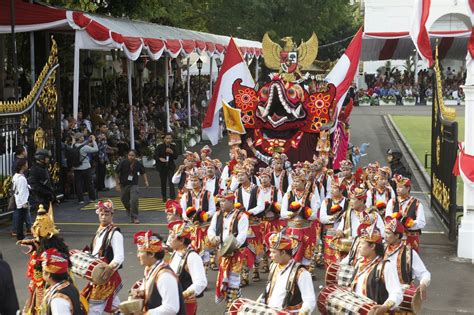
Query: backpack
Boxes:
[{"xmin": 66, "ymin": 143, "xmax": 87, "ymax": 167}]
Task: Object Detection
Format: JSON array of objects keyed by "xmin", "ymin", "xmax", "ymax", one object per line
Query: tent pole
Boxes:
[
  {"xmin": 255, "ymin": 57, "xmax": 259, "ymax": 82},
  {"xmin": 165, "ymin": 56, "xmax": 170, "ymax": 132},
  {"xmin": 209, "ymin": 55, "xmax": 213, "ymax": 98},
  {"xmin": 9, "ymin": 0, "xmax": 18, "ymax": 101},
  {"xmin": 128, "ymin": 59, "xmax": 135, "ymax": 150},
  {"xmin": 187, "ymin": 57, "xmax": 191, "ymax": 127},
  {"xmin": 73, "ymin": 32, "xmax": 80, "ymax": 120}
]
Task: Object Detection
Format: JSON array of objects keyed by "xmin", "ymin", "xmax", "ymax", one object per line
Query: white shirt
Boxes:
[
  {"xmin": 219, "ymin": 165, "xmax": 230, "ymax": 191},
  {"xmin": 337, "ymin": 209, "xmax": 385, "ymax": 238},
  {"xmin": 315, "ymin": 173, "xmax": 332, "ymax": 200},
  {"xmin": 12, "ymin": 173, "xmax": 29, "ymax": 208},
  {"xmin": 172, "ymin": 171, "xmax": 192, "ymax": 190},
  {"xmin": 266, "ymin": 261, "xmax": 316, "ymax": 313},
  {"xmin": 169, "ymin": 250, "xmax": 207, "ymax": 296},
  {"xmin": 254, "ymin": 186, "xmax": 282, "ymax": 218},
  {"xmin": 385, "ymin": 197, "xmax": 426, "ymax": 231},
  {"xmin": 143, "ymin": 261, "xmax": 180, "ymax": 315},
  {"xmin": 203, "ymin": 176, "xmax": 218, "ymax": 196},
  {"xmin": 353, "ymin": 257, "xmax": 403, "ymax": 309},
  {"xmin": 273, "ymin": 171, "xmax": 293, "ymax": 194},
  {"xmin": 385, "ymin": 244, "xmax": 431, "ymax": 287},
  {"xmin": 208, "ymin": 210, "xmax": 249, "ymax": 247},
  {"xmin": 366, "ymin": 187, "xmax": 395, "ymax": 209},
  {"xmin": 319, "ymin": 198, "xmax": 347, "ymax": 229},
  {"xmin": 236, "ymin": 184, "xmax": 260, "ymax": 215},
  {"xmin": 92, "ymin": 226, "xmax": 124, "ymax": 266},
  {"xmin": 50, "ymin": 297, "xmax": 72, "ymax": 314},
  {"xmin": 280, "ymin": 190, "xmax": 320, "ymax": 220},
  {"xmin": 180, "ymin": 190, "xmax": 216, "ymax": 220}
]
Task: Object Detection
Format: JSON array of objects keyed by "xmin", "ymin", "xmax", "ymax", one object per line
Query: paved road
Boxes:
[{"xmin": 1, "ymin": 105, "xmax": 473, "ymax": 314}]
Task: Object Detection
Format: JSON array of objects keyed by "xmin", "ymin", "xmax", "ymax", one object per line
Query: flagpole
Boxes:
[
  {"xmin": 209, "ymin": 55, "xmax": 213, "ymax": 99},
  {"xmin": 165, "ymin": 56, "xmax": 170, "ymax": 132},
  {"xmin": 128, "ymin": 59, "xmax": 135, "ymax": 150},
  {"xmin": 255, "ymin": 56, "xmax": 259, "ymax": 82},
  {"xmin": 187, "ymin": 57, "xmax": 191, "ymax": 127}
]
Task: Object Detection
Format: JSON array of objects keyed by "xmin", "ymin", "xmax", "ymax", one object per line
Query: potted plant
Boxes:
[
  {"xmin": 426, "ymin": 96, "xmax": 433, "ymax": 106},
  {"xmin": 380, "ymin": 95, "xmax": 395, "ymax": 105},
  {"xmin": 403, "ymin": 96, "xmax": 416, "ymax": 106},
  {"xmin": 105, "ymin": 160, "xmax": 120, "ymax": 189},
  {"xmin": 359, "ymin": 96, "xmax": 371, "ymax": 106},
  {"xmin": 142, "ymin": 145, "xmax": 156, "ymax": 168}
]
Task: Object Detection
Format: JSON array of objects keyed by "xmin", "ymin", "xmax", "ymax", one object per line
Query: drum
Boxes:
[
  {"xmin": 119, "ymin": 297, "xmax": 144, "ymax": 315},
  {"xmin": 69, "ymin": 249, "xmax": 109, "ymax": 285},
  {"xmin": 325, "ymin": 263, "xmax": 355, "ymax": 287},
  {"xmin": 218, "ymin": 235, "xmax": 239, "ymax": 257},
  {"xmin": 228, "ymin": 298, "xmax": 290, "ymax": 315},
  {"xmin": 317, "ymin": 285, "xmax": 377, "ymax": 315},
  {"xmin": 398, "ymin": 284, "xmax": 422, "ymax": 314}
]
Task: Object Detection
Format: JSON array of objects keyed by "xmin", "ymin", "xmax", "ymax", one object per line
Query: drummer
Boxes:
[
  {"xmin": 180, "ymin": 168, "xmax": 216, "ymax": 270},
  {"xmin": 40, "ymin": 248, "xmax": 85, "ymax": 314},
  {"xmin": 261, "ymin": 231, "xmax": 316, "ymax": 314},
  {"xmin": 384, "ymin": 216, "xmax": 431, "ymax": 298},
  {"xmin": 319, "ymin": 176, "xmax": 349, "ymax": 266},
  {"xmin": 207, "ymin": 193, "xmax": 249, "ymax": 309},
  {"xmin": 280, "ymin": 168, "xmax": 320, "ymax": 268},
  {"xmin": 366, "ymin": 167, "xmax": 395, "ymax": 217},
  {"xmin": 233, "ymin": 162, "xmax": 262, "ymax": 285},
  {"xmin": 348, "ymin": 223, "xmax": 403, "ymax": 314},
  {"xmin": 168, "ymin": 221, "xmax": 207, "ymax": 315},
  {"xmin": 82, "ymin": 200, "xmax": 124, "ymax": 315},
  {"xmin": 131, "ymin": 230, "xmax": 185, "ymax": 314}
]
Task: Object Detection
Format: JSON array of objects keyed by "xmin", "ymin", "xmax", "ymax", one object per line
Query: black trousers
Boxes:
[
  {"xmin": 15, "ymin": 207, "xmax": 28, "ymax": 240},
  {"xmin": 97, "ymin": 162, "xmax": 106, "ymax": 190},
  {"xmin": 158, "ymin": 167, "xmax": 176, "ymax": 200},
  {"xmin": 74, "ymin": 168, "xmax": 96, "ymax": 202}
]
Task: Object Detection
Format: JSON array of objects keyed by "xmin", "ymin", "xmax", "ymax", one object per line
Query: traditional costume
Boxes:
[
  {"xmin": 281, "ymin": 169, "xmax": 320, "ymax": 267},
  {"xmin": 40, "ymin": 248, "xmax": 85, "ymax": 315},
  {"xmin": 82, "ymin": 200, "xmax": 123, "ymax": 315},
  {"xmin": 234, "ymin": 163, "xmax": 264, "ymax": 284},
  {"xmin": 20, "ymin": 204, "xmax": 69, "ymax": 315},
  {"xmin": 220, "ymin": 148, "xmax": 246, "ymax": 192},
  {"xmin": 348, "ymin": 223, "xmax": 403, "ymax": 310},
  {"xmin": 384, "ymin": 216, "xmax": 431, "ymax": 288},
  {"xmin": 363, "ymin": 162, "xmax": 380, "ymax": 190},
  {"xmin": 261, "ymin": 232, "xmax": 316, "ymax": 314},
  {"xmin": 207, "ymin": 193, "xmax": 249, "ymax": 308},
  {"xmin": 203, "ymin": 158, "xmax": 222, "ymax": 197},
  {"xmin": 172, "ymin": 151, "xmax": 200, "ymax": 196},
  {"xmin": 133, "ymin": 230, "xmax": 185, "ymax": 314},
  {"xmin": 366, "ymin": 166, "xmax": 395, "ymax": 216},
  {"xmin": 168, "ymin": 222, "xmax": 207, "ymax": 315},
  {"xmin": 165, "ymin": 199, "xmax": 183, "ymax": 224},
  {"xmin": 385, "ymin": 175, "xmax": 426, "ymax": 251},
  {"xmin": 338, "ymin": 160, "xmax": 355, "ymax": 196},
  {"xmin": 180, "ymin": 168, "xmax": 216, "ymax": 267}
]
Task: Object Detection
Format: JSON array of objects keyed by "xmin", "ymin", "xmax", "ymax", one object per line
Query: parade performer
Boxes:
[
  {"xmin": 40, "ymin": 248, "xmax": 85, "ymax": 315},
  {"xmin": 256, "ymin": 167, "xmax": 283, "ymax": 273},
  {"xmin": 366, "ymin": 166, "xmax": 395, "ymax": 217},
  {"xmin": 319, "ymin": 176, "xmax": 350, "ymax": 265},
  {"xmin": 385, "ymin": 175, "xmax": 425, "ymax": 251},
  {"xmin": 220, "ymin": 148, "xmax": 246, "ymax": 192},
  {"xmin": 347, "ymin": 223, "xmax": 403, "ymax": 313},
  {"xmin": 131, "ymin": 231, "xmax": 185, "ymax": 314},
  {"xmin": 207, "ymin": 193, "xmax": 249, "ymax": 309},
  {"xmin": 172, "ymin": 151, "xmax": 199, "ymax": 196},
  {"xmin": 312, "ymin": 156, "xmax": 332, "ymax": 200},
  {"xmin": 18, "ymin": 204, "xmax": 70, "ymax": 315},
  {"xmin": 200, "ymin": 145, "xmax": 213, "ymax": 162},
  {"xmin": 338, "ymin": 160, "xmax": 355, "ymax": 196},
  {"xmin": 281, "ymin": 168, "xmax": 320, "ymax": 267},
  {"xmin": 261, "ymin": 232, "xmax": 316, "ymax": 314},
  {"xmin": 384, "ymin": 216, "xmax": 431, "ymax": 299},
  {"xmin": 203, "ymin": 158, "xmax": 222, "ymax": 197},
  {"xmin": 168, "ymin": 221, "xmax": 207, "ymax": 315},
  {"xmin": 234, "ymin": 162, "xmax": 263, "ymax": 285},
  {"xmin": 82, "ymin": 200, "xmax": 123, "ymax": 315},
  {"xmin": 336, "ymin": 187, "xmax": 384, "ymax": 240},
  {"xmin": 165, "ymin": 199, "xmax": 183, "ymax": 225},
  {"xmin": 364, "ymin": 162, "xmax": 380, "ymax": 190},
  {"xmin": 180, "ymin": 168, "xmax": 216, "ymax": 268}
]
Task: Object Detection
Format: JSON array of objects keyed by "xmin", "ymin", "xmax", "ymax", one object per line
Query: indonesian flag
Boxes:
[
  {"xmin": 325, "ymin": 27, "xmax": 363, "ymax": 130},
  {"xmin": 202, "ymin": 38, "xmax": 254, "ymax": 145},
  {"xmin": 410, "ymin": 0, "xmax": 434, "ymax": 67},
  {"xmin": 466, "ymin": 0, "xmax": 474, "ymax": 84},
  {"xmin": 453, "ymin": 143, "xmax": 474, "ymax": 188}
]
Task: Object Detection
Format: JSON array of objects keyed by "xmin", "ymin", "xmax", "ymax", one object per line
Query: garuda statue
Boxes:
[{"xmin": 232, "ymin": 32, "xmax": 344, "ymax": 163}]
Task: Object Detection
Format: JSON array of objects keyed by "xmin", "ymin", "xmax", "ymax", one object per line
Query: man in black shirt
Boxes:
[
  {"xmin": 115, "ymin": 150, "xmax": 149, "ymax": 223},
  {"xmin": 0, "ymin": 252, "xmax": 19, "ymax": 315},
  {"xmin": 154, "ymin": 133, "xmax": 179, "ymax": 201}
]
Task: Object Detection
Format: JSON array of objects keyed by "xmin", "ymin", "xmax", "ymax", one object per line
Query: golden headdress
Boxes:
[{"xmin": 32, "ymin": 204, "xmax": 60, "ymax": 239}]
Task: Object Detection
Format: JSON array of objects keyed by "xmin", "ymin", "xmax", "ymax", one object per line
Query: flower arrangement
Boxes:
[
  {"xmin": 403, "ymin": 96, "xmax": 415, "ymax": 103},
  {"xmin": 381, "ymin": 95, "xmax": 396, "ymax": 104},
  {"xmin": 143, "ymin": 145, "xmax": 156, "ymax": 159},
  {"xmin": 106, "ymin": 159, "xmax": 121, "ymax": 177},
  {"xmin": 359, "ymin": 96, "xmax": 371, "ymax": 104}
]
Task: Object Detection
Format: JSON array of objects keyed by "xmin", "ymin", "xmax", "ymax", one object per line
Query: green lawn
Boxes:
[{"xmin": 392, "ymin": 115, "xmax": 465, "ymax": 204}]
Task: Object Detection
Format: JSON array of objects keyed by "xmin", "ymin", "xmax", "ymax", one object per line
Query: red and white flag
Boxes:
[
  {"xmin": 466, "ymin": 0, "xmax": 474, "ymax": 84},
  {"xmin": 325, "ymin": 27, "xmax": 363, "ymax": 130},
  {"xmin": 410, "ymin": 0, "xmax": 434, "ymax": 67},
  {"xmin": 453, "ymin": 143, "xmax": 474, "ymax": 188},
  {"xmin": 202, "ymin": 38, "xmax": 254, "ymax": 145}
]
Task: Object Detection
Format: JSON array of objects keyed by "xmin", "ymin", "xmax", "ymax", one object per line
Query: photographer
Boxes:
[
  {"xmin": 72, "ymin": 132, "xmax": 98, "ymax": 204},
  {"xmin": 28, "ymin": 149, "xmax": 55, "ymax": 211}
]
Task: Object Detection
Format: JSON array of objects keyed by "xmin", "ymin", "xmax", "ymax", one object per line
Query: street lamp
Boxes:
[
  {"xmin": 196, "ymin": 58, "xmax": 204, "ymax": 121},
  {"xmin": 215, "ymin": 57, "xmax": 222, "ymax": 73},
  {"xmin": 136, "ymin": 57, "xmax": 145, "ymax": 106},
  {"xmin": 83, "ymin": 56, "xmax": 94, "ymax": 116}
]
